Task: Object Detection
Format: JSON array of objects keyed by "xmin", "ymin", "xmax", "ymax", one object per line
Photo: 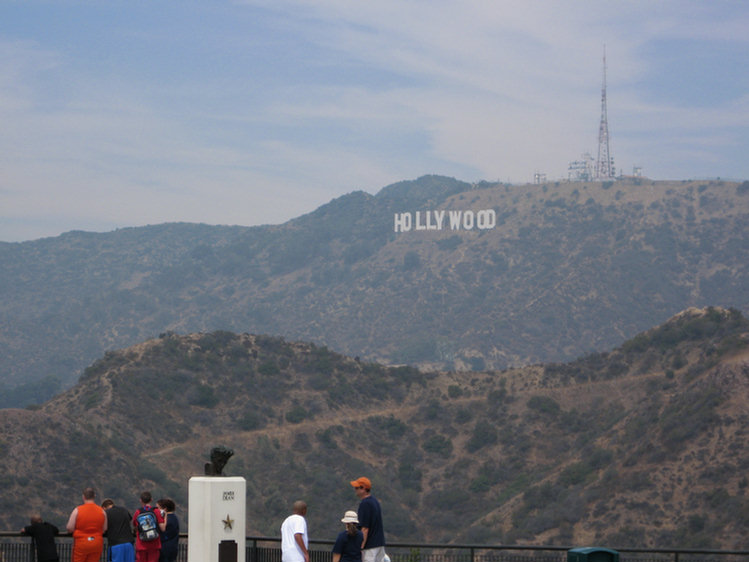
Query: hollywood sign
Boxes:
[{"xmin": 394, "ymin": 209, "xmax": 497, "ymax": 233}]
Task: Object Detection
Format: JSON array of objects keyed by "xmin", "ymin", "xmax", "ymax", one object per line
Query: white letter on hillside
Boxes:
[
  {"xmin": 434, "ymin": 210, "xmax": 445, "ymax": 230},
  {"xmin": 426, "ymin": 210, "xmax": 436, "ymax": 230},
  {"xmin": 415, "ymin": 211, "xmax": 426, "ymax": 230},
  {"xmin": 449, "ymin": 210, "xmax": 462, "ymax": 230},
  {"xmin": 477, "ymin": 209, "xmax": 497, "ymax": 230},
  {"xmin": 463, "ymin": 210, "xmax": 475, "ymax": 230},
  {"xmin": 394, "ymin": 212, "xmax": 412, "ymax": 233}
]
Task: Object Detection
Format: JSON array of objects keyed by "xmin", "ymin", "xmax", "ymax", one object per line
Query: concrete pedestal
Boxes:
[{"xmin": 188, "ymin": 476, "xmax": 246, "ymax": 562}]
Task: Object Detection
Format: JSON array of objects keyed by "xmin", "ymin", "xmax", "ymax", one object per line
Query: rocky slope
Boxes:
[{"xmin": 1, "ymin": 307, "xmax": 747, "ymax": 549}]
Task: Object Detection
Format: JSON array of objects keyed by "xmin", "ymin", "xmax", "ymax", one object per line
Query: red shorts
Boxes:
[{"xmin": 136, "ymin": 547, "xmax": 161, "ymax": 562}]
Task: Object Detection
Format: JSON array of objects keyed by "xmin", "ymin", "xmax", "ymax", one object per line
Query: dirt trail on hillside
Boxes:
[
  {"xmin": 146, "ymin": 402, "xmax": 425, "ymax": 460},
  {"xmin": 146, "ymin": 367, "xmax": 677, "ymax": 462}
]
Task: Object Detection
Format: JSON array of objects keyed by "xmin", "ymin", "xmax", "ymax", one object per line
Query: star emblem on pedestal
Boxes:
[{"xmin": 222, "ymin": 514, "xmax": 234, "ymax": 530}]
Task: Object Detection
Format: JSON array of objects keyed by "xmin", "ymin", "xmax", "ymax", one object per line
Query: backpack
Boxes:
[{"xmin": 135, "ymin": 507, "xmax": 160, "ymax": 542}]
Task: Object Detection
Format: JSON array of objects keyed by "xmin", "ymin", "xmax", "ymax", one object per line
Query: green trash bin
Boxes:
[{"xmin": 568, "ymin": 547, "xmax": 619, "ymax": 562}]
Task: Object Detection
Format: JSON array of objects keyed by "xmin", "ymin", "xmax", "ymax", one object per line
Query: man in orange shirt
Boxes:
[{"xmin": 66, "ymin": 487, "xmax": 107, "ymax": 562}]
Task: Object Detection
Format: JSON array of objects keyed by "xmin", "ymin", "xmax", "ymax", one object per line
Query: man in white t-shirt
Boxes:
[{"xmin": 281, "ymin": 501, "xmax": 309, "ymax": 562}]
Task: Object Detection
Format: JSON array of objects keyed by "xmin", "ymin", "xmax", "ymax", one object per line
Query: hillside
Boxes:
[
  {"xmin": 0, "ymin": 307, "xmax": 747, "ymax": 549},
  {"xmin": 2, "ymin": 176, "xmax": 749, "ymax": 406}
]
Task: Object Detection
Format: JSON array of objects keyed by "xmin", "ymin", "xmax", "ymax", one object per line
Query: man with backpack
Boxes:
[{"xmin": 131, "ymin": 491, "xmax": 166, "ymax": 562}]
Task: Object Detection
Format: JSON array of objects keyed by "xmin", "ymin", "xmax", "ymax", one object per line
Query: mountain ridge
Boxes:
[{"xmin": 2, "ymin": 176, "xmax": 749, "ymax": 406}]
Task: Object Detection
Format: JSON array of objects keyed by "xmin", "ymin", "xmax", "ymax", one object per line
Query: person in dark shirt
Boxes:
[
  {"xmin": 21, "ymin": 514, "xmax": 60, "ymax": 562},
  {"xmin": 156, "ymin": 498, "xmax": 179, "ymax": 562},
  {"xmin": 332, "ymin": 511, "xmax": 363, "ymax": 562},
  {"xmin": 102, "ymin": 499, "xmax": 135, "ymax": 562},
  {"xmin": 350, "ymin": 477, "xmax": 386, "ymax": 562}
]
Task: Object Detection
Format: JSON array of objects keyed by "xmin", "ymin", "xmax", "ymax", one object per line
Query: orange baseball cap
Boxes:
[{"xmin": 350, "ymin": 477, "xmax": 371, "ymax": 490}]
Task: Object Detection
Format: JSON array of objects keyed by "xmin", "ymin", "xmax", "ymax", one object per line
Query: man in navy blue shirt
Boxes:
[{"xmin": 350, "ymin": 477, "xmax": 385, "ymax": 562}]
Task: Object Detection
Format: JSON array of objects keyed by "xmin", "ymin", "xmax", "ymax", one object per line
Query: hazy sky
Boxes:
[{"xmin": 1, "ymin": 1, "xmax": 748, "ymax": 242}]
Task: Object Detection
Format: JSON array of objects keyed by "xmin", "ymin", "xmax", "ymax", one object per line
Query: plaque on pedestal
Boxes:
[{"xmin": 188, "ymin": 476, "xmax": 246, "ymax": 562}]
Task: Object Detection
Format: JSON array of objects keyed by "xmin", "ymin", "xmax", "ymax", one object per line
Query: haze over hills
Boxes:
[
  {"xmin": 0, "ymin": 307, "xmax": 747, "ymax": 549},
  {"xmin": 2, "ymin": 175, "xmax": 749, "ymax": 407}
]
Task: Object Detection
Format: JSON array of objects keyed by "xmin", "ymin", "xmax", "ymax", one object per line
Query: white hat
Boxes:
[{"xmin": 341, "ymin": 511, "xmax": 359, "ymax": 524}]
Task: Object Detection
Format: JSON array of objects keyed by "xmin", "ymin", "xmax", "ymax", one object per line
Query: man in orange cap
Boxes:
[{"xmin": 350, "ymin": 477, "xmax": 385, "ymax": 562}]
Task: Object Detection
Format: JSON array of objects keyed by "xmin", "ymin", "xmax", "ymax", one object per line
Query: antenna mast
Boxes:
[{"xmin": 595, "ymin": 46, "xmax": 614, "ymax": 179}]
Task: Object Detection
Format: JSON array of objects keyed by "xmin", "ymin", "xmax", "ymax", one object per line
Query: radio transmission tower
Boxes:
[{"xmin": 595, "ymin": 46, "xmax": 614, "ymax": 179}]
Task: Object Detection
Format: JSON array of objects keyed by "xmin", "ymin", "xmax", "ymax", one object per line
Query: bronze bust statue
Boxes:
[{"xmin": 204, "ymin": 446, "xmax": 234, "ymax": 476}]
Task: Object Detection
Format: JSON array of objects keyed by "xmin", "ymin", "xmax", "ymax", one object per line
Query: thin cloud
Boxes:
[{"xmin": 1, "ymin": 2, "xmax": 747, "ymax": 241}]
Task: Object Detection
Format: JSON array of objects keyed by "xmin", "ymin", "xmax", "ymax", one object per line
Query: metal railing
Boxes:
[{"xmin": 2, "ymin": 533, "xmax": 748, "ymax": 562}]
